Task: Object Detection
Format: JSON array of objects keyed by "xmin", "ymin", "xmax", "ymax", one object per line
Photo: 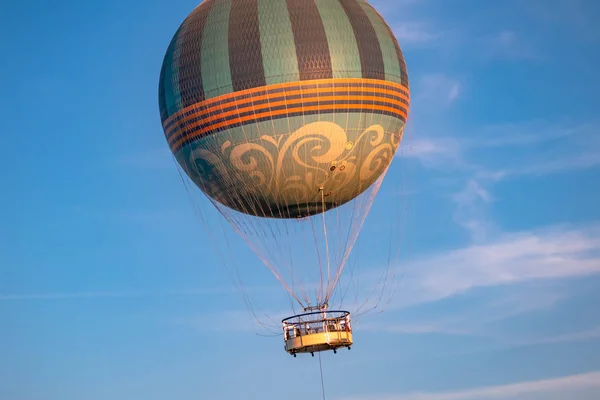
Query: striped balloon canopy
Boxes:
[{"xmin": 159, "ymin": 0, "xmax": 410, "ymax": 219}]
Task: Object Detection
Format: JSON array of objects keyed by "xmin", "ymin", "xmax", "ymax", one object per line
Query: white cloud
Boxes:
[
  {"xmin": 462, "ymin": 121, "xmax": 585, "ymax": 149},
  {"xmin": 0, "ymin": 291, "xmax": 148, "ymax": 301},
  {"xmin": 420, "ymin": 226, "xmax": 599, "ymax": 298},
  {"xmin": 409, "ymin": 120, "xmax": 591, "ymax": 159},
  {"xmin": 415, "ymin": 122, "xmax": 599, "ymax": 239},
  {"xmin": 382, "ymin": 121, "xmax": 600, "ymax": 341},
  {"xmin": 452, "ymin": 180, "xmax": 493, "ymax": 204},
  {"xmin": 373, "ymin": 223, "xmax": 600, "ymax": 309},
  {"xmin": 359, "ymin": 322, "xmax": 472, "ymax": 336},
  {"xmin": 393, "ymin": 22, "xmax": 440, "ymax": 46},
  {"xmin": 162, "ymin": 222, "xmax": 600, "ymax": 343},
  {"xmin": 357, "ymin": 276, "xmax": 598, "ymax": 347},
  {"xmin": 170, "ymin": 308, "xmax": 289, "ymax": 335},
  {"xmin": 528, "ymin": 325, "xmax": 600, "ymax": 345},
  {"xmin": 481, "ymin": 30, "xmax": 539, "ymax": 60},
  {"xmin": 486, "ymin": 151, "xmax": 600, "ymax": 179},
  {"xmin": 0, "ymin": 287, "xmax": 239, "ymax": 301},
  {"xmin": 416, "ymin": 74, "xmax": 461, "ymax": 103},
  {"xmin": 483, "ymin": 288, "xmax": 568, "ymax": 322},
  {"xmin": 451, "ymin": 179, "xmax": 496, "ymax": 241},
  {"xmin": 326, "ymin": 223, "xmax": 600, "ymax": 342},
  {"xmin": 447, "ymin": 83, "xmax": 460, "ymax": 101},
  {"xmin": 401, "ymin": 121, "xmax": 599, "ymax": 180},
  {"xmin": 338, "ymin": 371, "xmax": 600, "ymax": 400},
  {"xmin": 467, "ymin": 122, "xmax": 599, "ymax": 178},
  {"xmin": 396, "ymin": 121, "xmax": 599, "ymax": 269},
  {"xmin": 398, "ymin": 137, "xmax": 463, "ymax": 168},
  {"xmin": 369, "ymin": 0, "xmax": 423, "ymax": 13},
  {"xmin": 481, "ymin": 323, "xmax": 600, "ymax": 349}
]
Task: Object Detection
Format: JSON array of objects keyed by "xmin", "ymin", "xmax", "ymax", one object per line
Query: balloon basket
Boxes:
[{"xmin": 281, "ymin": 308, "xmax": 352, "ymax": 357}]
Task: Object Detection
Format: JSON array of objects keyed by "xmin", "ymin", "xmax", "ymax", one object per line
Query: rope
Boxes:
[
  {"xmin": 318, "ymin": 352, "xmax": 326, "ymax": 400},
  {"xmin": 321, "ymin": 188, "xmax": 331, "ymax": 305}
]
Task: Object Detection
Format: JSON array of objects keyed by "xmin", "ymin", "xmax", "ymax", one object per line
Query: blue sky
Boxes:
[{"xmin": 2, "ymin": 0, "xmax": 600, "ymax": 399}]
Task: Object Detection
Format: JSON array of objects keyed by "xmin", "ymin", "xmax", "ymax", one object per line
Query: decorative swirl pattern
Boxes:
[{"xmin": 184, "ymin": 119, "xmax": 405, "ymax": 218}]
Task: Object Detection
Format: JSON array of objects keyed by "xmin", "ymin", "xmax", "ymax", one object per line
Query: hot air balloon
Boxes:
[{"xmin": 158, "ymin": 0, "xmax": 410, "ymax": 357}]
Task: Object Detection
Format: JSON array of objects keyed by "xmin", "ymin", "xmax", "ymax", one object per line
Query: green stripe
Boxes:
[
  {"xmin": 163, "ymin": 33, "xmax": 179, "ymax": 116},
  {"xmin": 200, "ymin": 0, "xmax": 233, "ymax": 99},
  {"xmin": 314, "ymin": 0, "xmax": 362, "ymax": 79},
  {"xmin": 359, "ymin": 1, "xmax": 402, "ymax": 84},
  {"xmin": 258, "ymin": 0, "xmax": 300, "ymax": 85},
  {"xmin": 170, "ymin": 27, "xmax": 184, "ymax": 113}
]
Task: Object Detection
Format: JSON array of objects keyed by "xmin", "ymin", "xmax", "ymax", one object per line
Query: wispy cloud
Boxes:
[
  {"xmin": 407, "ymin": 122, "xmax": 599, "ymax": 240},
  {"xmin": 398, "ymin": 137, "xmax": 464, "ymax": 168},
  {"xmin": 359, "ymin": 322, "xmax": 472, "ymax": 337},
  {"xmin": 170, "ymin": 308, "xmax": 289, "ymax": 334},
  {"xmin": 359, "ymin": 281, "xmax": 581, "ymax": 346},
  {"xmin": 451, "ymin": 179, "xmax": 496, "ymax": 241},
  {"xmin": 338, "ymin": 371, "xmax": 600, "ymax": 400},
  {"xmin": 403, "ymin": 120, "xmax": 599, "ymax": 178},
  {"xmin": 461, "ymin": 121, "xmax": 584, "ymax": 149},
  {"xmin": 393, "ymin": 21, "xmax": 441, "ymax": 46},
  {"xmin": 0, "ymin": 287, "xmax": 239, "ymax": 301},
  {"xmin": 483, "ymin": 287, "xmax": 569, "ymax": 323},
  {"xmin": 525, "ymin": 325, "xmax": 600, "ymax": 345},
  {"xmin": 480, "ymin": 30, "xmax": 539, "ymax": 60},
  {"xmin": 370, "ymin": 223, "xmax": 600, "ymax": 309},
  {"xmin": 386, "ymin": 120, "xmax": 600, "ymax": 341},
  {"xmin": 0, "ymin": 291, "xmax": 148, "ymax": 301},
  {"xmin": 368, "ymin": 0, "xmax": 423, "ymax": 14},
  {"xmin": 423, "ymin": 120, "xmax": 585, "ymax": 157},
  {"xmin": 482, "ymin": 150, "xmax": 600, "ymax": 180},
  {"xmin": 417, "ymin": 225, "xmax": 600, "ymax": 301},
  {"xmin": 357, "ymin": 277, "xmax": 600, "ymax": 351},
  {"xmin": 332, "ymin": 222, "xmax": 600, "ymax": 343},
  {"xmin": 416, "ymin": 74, "xmax": 461, "ymax": 103}
]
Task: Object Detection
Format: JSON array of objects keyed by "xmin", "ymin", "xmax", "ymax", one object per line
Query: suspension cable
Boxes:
[
  {"xmin": 318, "ymin": 352, "xmax": 326, "ymax": 400},
  {"xmin": 320, "ymin": 188, "xmax": 331, "ymax": 306}
]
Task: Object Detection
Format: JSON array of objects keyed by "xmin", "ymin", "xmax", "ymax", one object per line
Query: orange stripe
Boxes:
[
  {"xmin": 170, "ymin": 103, "xmax": 408, "ymax": 152},
  {"xmin": 166, "ymin": 94, "xmax": 408, "ymax": 142},
  {"xmin": 166, "ymin": 77, "xmax": 409, "ymax": 124},
  {"xmin": 164, "ymin": 77, "xmax": 410, "ymax": 126},
  {"xmin": 165, "ymin": 86, "xmax": 410, "ymax": 136}
]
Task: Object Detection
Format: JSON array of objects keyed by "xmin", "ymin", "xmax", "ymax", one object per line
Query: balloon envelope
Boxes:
[{"xmin": 159, "ymin": 0, "xmax": 410, "ymax": 219}]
